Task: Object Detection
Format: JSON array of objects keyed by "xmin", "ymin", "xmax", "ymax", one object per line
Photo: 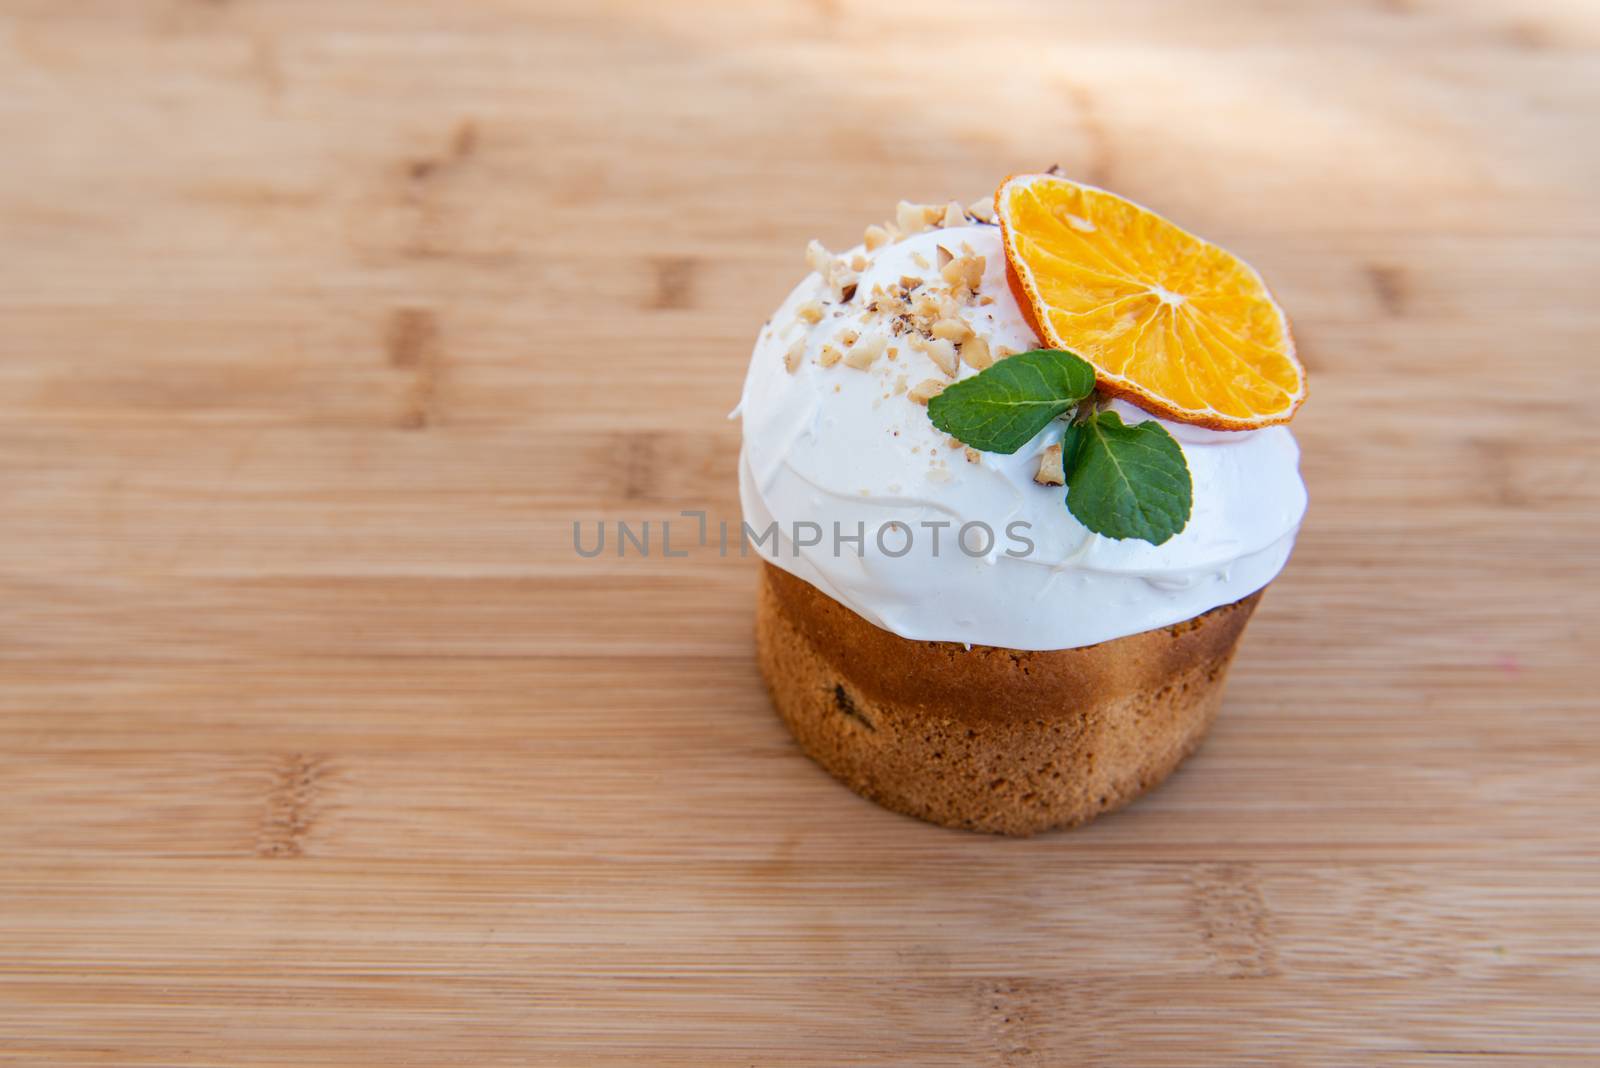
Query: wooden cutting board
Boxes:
[{"xmin": 2, "ymin": 1, "xmax": 1597, "ymax": 1063}]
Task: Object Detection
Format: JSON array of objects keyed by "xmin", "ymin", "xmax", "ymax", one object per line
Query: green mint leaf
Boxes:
[
  {"xmin": 1064, "ymin": 411, "xmax": 1193, "ymax": 545},
  {"xmin": 926, "ymin": 349, "xmax": 1096, "ymax": 454}
]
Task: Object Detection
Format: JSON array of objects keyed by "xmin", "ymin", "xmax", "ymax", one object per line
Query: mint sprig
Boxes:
[
  {"xmin": 926, "ymin": 348, "xmax": 1095, "ymax": 453},
  {"xmin": 926, "ymin": 348, "xmax": 1193, "ymax": 546},
  {"xmin": 1064, "ymin": 409, "xmax": 1191, "ymax": 545}
]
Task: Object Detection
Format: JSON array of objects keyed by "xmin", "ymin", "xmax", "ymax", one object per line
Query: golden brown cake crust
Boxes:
[{"xmin": 756, "ymin": 561, "xmax": 1262, "ymax": 836}]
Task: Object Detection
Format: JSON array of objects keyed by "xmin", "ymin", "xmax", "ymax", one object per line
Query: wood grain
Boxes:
[{"xmin": 1, "ymin": 0, "xmax": 1598, "ymax": 1063}]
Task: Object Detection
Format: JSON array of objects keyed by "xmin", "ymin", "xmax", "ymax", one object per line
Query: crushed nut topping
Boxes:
[
  {"xmin": 817, "ymin": 343, "xmax": 843, "ymax": 368},
  {"xmin": 964, "ymin": 447, "xmax": 982, "ymax": 464},
  {"xmin": 961, "ymin": 335, "xmax": 993, "ymax": 370},
  {"xmin": 941, "ymin": 254, "xmax": 985, "ymax": 293},
  {"xmin": 805, "ymin": 239, "xmax": 832, "ymax": 275},
  {"xmin": 796, "ymin": 300, "xmax": 824, "ymax": 324},
  {"xmin": 784, "ymin": 338, "xmax": 806, "ymax": 373},
  {"xmin": 896, "ymin": 201, "xmax": 931, "ymax": 235},
  {"xmin": 941, "ymin": 200, "xmax": 967, "ymax": 228},
  {"xmin": 908, "ymin": 378, "xmax": 946, "ymax": 405},
  {"xmin": 966, "ymin": 197, "xmax": 996, "ymax": 223},
  {"xmin": 918, "ymin": 336, "xmax": 959, "ymax": 376},
  {"xmin": 1034, "ymin": 443, "xmax": 1066, "ymax": 485},
  {"xmin": 931, "ymin": 317, "xmax": 973, "ymax": 343},
  {"xmin": 864, "ymin": 224, "xmax": 890, "ymax": 251},
  {"xmin": 844, "ymin": 334, "xmax": 886, "ymax": 370}
]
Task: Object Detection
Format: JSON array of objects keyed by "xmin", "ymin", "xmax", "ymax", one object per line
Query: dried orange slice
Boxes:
[{"xmin": 995, "ymin": 174, "xmax": 1305, "ymax": 430}]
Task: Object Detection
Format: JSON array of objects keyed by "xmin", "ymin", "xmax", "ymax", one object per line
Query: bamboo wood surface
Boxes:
[{"xmin": 2, "ymin": 1, "xmax": 1598, "ymax": 1063}]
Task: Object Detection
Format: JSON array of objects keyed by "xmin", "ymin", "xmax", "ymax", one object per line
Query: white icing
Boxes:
[{"xmin": 738, "ymin": 225, "xmax": 1306, "ymax": 651}]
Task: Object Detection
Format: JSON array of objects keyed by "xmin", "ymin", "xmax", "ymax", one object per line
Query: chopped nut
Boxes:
[
  {"xmin": 893, "ymin": 374, "xmax": 908, "ymax": 394},
  {"xmin": 899, "ymin": 275, "xmax": 923, "ymax": 292},
  {"xmin": 995, "ymin": 345, "xmax": 1015, "ymax": 360},
  {"xmin": 896, "ymin": 200, "xmax": 935, "ymax": 235},
  {"xmin": 864, "ymin": 224, "xmax": 890, "ymax": 252},
  {"xmin": 1034, "ymin": 443, "xmax": 1066, "ymax": 485},
  {"xmin": 964, "ymin": 447, "xmax": 982, "ymax": 464},
  {"xmin": 910, "ymin": 251, "xmax": 931, "ymax": 270},
  {"xmin": 850, "ymin": 253, "xmax": 867, "ymax": 272},
  {"xmin": 966, "ymin": 197, "xmax": 995, "ymax": 223},
  {"xmin": 796, "ymin": 300, "xmax": 824, "ymax": 324},
  {"xmin": 941, "ymin": 254, "xmax": 985, "ymax": 291},
  {"xmin": 817, "ymin": 343, "xmax": 843, "ymax": 368},
  {"xmin": 922, "ymin": 337, "xmax": 959, "ymax": 376},
  {"xmin": 978, "ymin": 295, "xmax": 996, "ymax": 306},
  {"xmin": 844, "ymin": 334, "xmax": 886, "ymax": 369},
  {"xmin": 941, "ymin": 200, "xmax": 966, "ymax": 228},
  {"xmin": 886, "ymin": 346, "xmax": 899, "ymax": 360},
  {"xmin": 908, "ymin": 378, "xmax": 946, "ymax": 405},
  {"xmin": 961, "ymin": 335, "xmax": 993, "ymax": 370},
  {"xmin": 931, "ymin": 317, "xmax": 973, "ymax": 343},
  {"xmin": 936, "ymin": 244, "xmax": 954, "ymax": 269},
  {"xmin": 841, "ymin": 329, "xmax": 860, "ymax": 347},
  {"xmin": 784, "ymin": 338, "xmax": 806, "ymax": 373},
  {"xmin": 946, "ymin": 435, "xmax": 964, "ymax": 450},
  {"xmin": 805, "ymin": 239, "xmax": 832, "ymax": 275}
]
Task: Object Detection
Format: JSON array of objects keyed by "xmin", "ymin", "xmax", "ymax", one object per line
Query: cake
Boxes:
[{"xmin": 736, "ymin": 176, "xmax": 1308, "ymax": 835}]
